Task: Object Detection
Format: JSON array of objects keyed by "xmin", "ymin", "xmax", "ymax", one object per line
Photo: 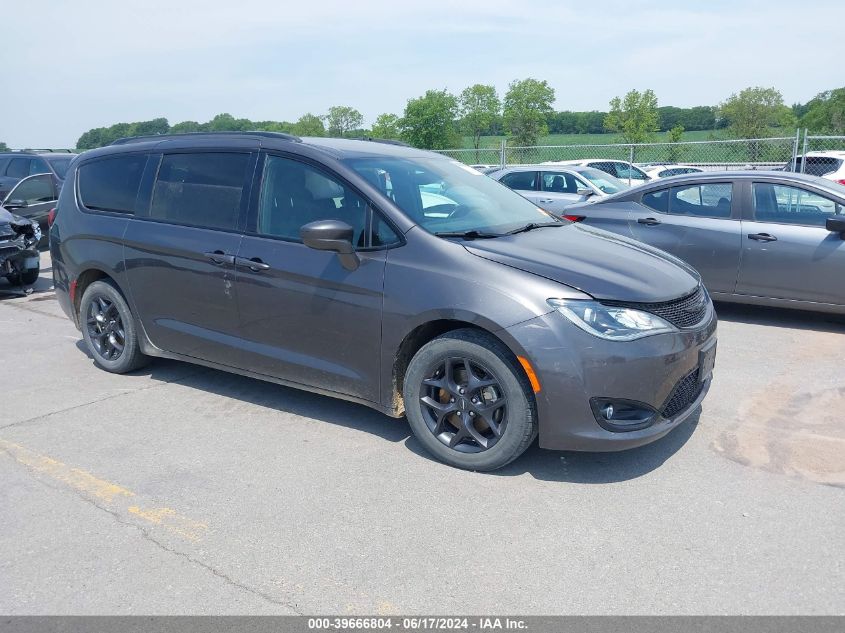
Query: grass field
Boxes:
[{"xmin": 450, "ymin": 129, "xmax": 797, "ymax": 165}]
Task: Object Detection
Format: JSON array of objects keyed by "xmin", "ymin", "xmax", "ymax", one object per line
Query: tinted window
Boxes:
[
  {"xmin": 540, "ymin": 172, "xmax": 581, "ymax": 193},
  {"xmin": 8, "ymin": 175, "xmax": 54, "ymax": 204},
  {"xmin": 587, "ymin": 162, "xmax": 616, "ymax": 178},
  {"xmin": 46, "ymin": 156, "xmax": 73, "ymax": 179},
  {"xmin": 258, "ymin": 155, "xmax": 369, "ymax": 246},
  {"xmin": 615, "ymin": 162, "xmax": 649, "ymax": 181},
  {"xmin": 669, "ymin": 183, "xmax": 732, "ymax": 218},
  {"xmin": 577, "ymin": 168, "xmax": 627, "ymax": 194},
  {"xmin": 29, "ymin": 157, "xmax": 49, "ymax": 175},
  {"xmin": 642, "ymin": 188, "xmax": 669, "ymax": 212},
  {"xmin": 753, "ymin": 183, "xmax": 843, "ymax": 227},
  {"xmin": 150, "ymin": 153, "xmax": 250, "ymax": 230},
  {"xmin": 6, "ymin": 158, "xmax": 31, "ymax": 178},
  {"xmin": 372, "ymin": 213, "xmax": 401, "ymax": 247},
  {"xmin": 79, "ymin": 154, "xmax": 147, "ymax": 214},
  {"xmin": 499, "ymin": 171, "xmax": 537, "ymax": 190}
]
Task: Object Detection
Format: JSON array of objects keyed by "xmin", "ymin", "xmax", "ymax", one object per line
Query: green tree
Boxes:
[
  {"xmin": 400, "ymin": 89, "xmax": 459, "ymax": 149},
  {"xmin": 459, "ymin": 84, "xmax": 500, "ymax": 154},
  {"xmin": 133, "ymin": 118, "xmax": 170, "ymax": 136},
  {"xmin": 292, "ymin": 113, "xmax": 326, "ymax": 137},
  {"xmin": 801, "ymin": 88, "xmax": 845, "ymax": 134},
  {"xmin": 604, "ymin": 89, "xmax": 659, "ymax": 143},
  {"xmin": 206, "ymin": 113, "xmax": 252, "ymax": 132},
  {"xmin": 325, "ymin": 106, "xmax": 364, "ymax": 137},
  {"xmin": 370, "ymin": 113, "xmax": 401, "ymax": 139},
  {"xmin": 718, "ymin": 87, "xmax": 794, "ymax": 138},
  {"xmin": 170, "ymin": 120, "xmax": 205, "ymax": 133},
  {"xmin": 503, "ymin": 78, "xmax": 555, "ymax": 146},
  {"xmin": 0, "ymin": 141, "xmax": 8, "ymax": 151},
  {"xmin": 667, "ymin": 124, "xmax": 685, "ymax": 162}
]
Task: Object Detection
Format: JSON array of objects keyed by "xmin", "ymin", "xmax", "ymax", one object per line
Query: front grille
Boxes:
[
  {"xmin": 661, "ymin": 368, "xmax": 703, "ymax": 418},
  {"xmin": 602, "ymin": 285, "xmax": 708, "ymax": 329}
]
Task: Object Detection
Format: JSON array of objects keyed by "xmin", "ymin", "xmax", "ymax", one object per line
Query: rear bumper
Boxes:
[{"xmin": 503, "ymin": 306, "xmax": 717, "ymax": 451}]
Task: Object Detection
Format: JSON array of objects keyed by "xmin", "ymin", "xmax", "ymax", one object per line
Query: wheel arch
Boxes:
[{"xmin": 389, "ymin": 317, "xmax": 534, "ymax": 417}]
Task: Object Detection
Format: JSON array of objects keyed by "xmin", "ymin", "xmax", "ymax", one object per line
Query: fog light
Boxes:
[{"xmin": 590, "ymin": 398, "xmax": 658, "ymax": 432}]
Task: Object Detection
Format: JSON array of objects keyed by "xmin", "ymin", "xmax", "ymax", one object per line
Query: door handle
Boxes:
[
  {"xmin": 235, "ymin": 256, "xmax": 271, "ymax": 272},
  {"xmin": 204, "ymin": 250, "xmax": 235, "ymax": 266},
  {"xmin": 748, "ymin": 233, "xmax": 777, "ymax": 242},
  {"xmin": 637, "ymin": 217, "xmax": 661, "ymax": 226},
  {"xmin": 539, "ymin": 199, "xmax": 555, "ymax": 204}
]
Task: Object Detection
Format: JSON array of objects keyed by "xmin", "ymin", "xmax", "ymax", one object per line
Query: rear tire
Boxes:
[
  {"xmin": 20, "ymin": 268, "xmax": 39, "ymax": 285},
  {"xmin": 80, "ymin": 280, "xmax": 149, "ymax": 373},
  {"xmin": 403, "ymin": 328, "xmax": 537, "ymax": 471}
]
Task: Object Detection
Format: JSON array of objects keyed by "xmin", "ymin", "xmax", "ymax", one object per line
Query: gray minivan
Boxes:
[{"xmin": 51, "ymin": 132, "xmax": 717, "ymax": 471}]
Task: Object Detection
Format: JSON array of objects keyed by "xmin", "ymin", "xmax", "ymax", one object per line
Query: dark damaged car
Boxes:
[{"xmin": 0, "ymin": 205, "xmax": 41, "ymax": 286}]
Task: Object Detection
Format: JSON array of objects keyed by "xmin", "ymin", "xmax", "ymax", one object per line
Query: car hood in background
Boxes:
[{"xmin": 464, "ymin": 224, "xmax": 700, "ymax": 303}]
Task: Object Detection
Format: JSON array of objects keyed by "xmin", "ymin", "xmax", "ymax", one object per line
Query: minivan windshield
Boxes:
[{"xmin": 345, "ymin": 156, "xmax": 559, "ymax": 235}]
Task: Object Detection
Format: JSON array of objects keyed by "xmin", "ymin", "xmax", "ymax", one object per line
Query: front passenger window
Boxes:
[
  {"xmin": 7, "ymin": 175, "xmax": 55, "ymax": 204},
  {"xmin": 258, "ymin": 155, "xmax": 369, "ymax": 246}
]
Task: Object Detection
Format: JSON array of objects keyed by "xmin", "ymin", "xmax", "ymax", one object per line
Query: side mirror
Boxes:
[
  {"xmin": 4, "ymin": 199, "xmax": 28, "ymax": 209},
  {"xmin": 826, "ymin": 216, "xmax": 845, "ymax": 239},
  {"xmin": 576, "ymin": 188, "xmax": 595, "ymax": 198},
  {"xmin": 300, "ymin": 219, "xmax": 360, "ymax": 271}
]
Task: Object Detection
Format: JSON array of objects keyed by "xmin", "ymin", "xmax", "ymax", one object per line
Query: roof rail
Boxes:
[
  {"xmin": 3, "ymin": 148, "xmax": 75, "ymax": 153},
  {"xmin": 348, "ymin": 137, "xmax": 411, "ymax": 147},
  {"xmin": 110, "ymin": 131, "xmax": 302, "ymax": 146}
]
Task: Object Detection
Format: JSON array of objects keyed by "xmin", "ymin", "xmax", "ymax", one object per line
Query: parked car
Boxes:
[
  {"xmin": 0, "ymin": 205, "xmax": 41, "ymax": 286},
  {"xmin": 469, "ymin": 164, "xmax": 500, "ymax": 172},
  {"xmin": 566, "ymin": 171, "xmax": 845, "ymax": 313},
  {"xmin": 544, "ymin": 159, "xmax": 651, "ymax": 186},
  {"xmin": 0, "ymin": 150, "xmax": 76, "ymax": 199},
  {"xmin": 52, "ymin": 132, "xmax": 716, "ymax": 471},
  {"xmin": 642, "ymin": 164, "xmax": 704, "ymax": 179},
  {"xmin": 1, "ymin": 173, "xmax": 60, "ymax": 241},
  {"xmin": 781, "ymin": 151, "xmax": 845, "ymax": 185},
  {"xmin": 489, "ymin": 165, "xmax": 629, "ymax": 215}
]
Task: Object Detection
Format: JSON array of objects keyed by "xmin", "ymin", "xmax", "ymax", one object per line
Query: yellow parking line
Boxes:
[{"xmin": 0, "ymin": 439, "xmax": 207, "ymax": 542}]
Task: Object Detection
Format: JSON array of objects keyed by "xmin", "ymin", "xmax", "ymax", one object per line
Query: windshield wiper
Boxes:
[
  {"xmin": 506, "ymin": 221, "xmax": 564, "ymax": 235},
  {"xmin": 434, "ymin": 229, "xmax": 503, "ymax": 240}
]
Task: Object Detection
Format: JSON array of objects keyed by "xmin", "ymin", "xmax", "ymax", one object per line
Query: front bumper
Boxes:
[
  {"xmin": 503, "ymin": 306, "xmax": 717, "ymax": 451},
  {"xmin": 0, "ymin": 240, "xmax": 39, "ymax": 280}
]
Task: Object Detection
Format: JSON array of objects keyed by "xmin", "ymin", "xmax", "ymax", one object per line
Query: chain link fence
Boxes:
[{"xmin": 437, "ymin": 135, "xmax": 799, "ymax": 172}]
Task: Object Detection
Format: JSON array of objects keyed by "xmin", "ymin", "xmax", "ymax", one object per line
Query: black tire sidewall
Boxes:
[
  {"xmin": 403, "ymin": 330, "xmax": 536, "ymax": 471},
  {"xmin": 80, "ymin": 280, "xmax": 145, "ymax": 373}
]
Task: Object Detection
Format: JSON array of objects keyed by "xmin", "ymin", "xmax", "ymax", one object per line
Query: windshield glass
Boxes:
[
  {"xmin": 345, "ymin": 156, "xmax": 557, "ymax": 234},
  {"xmin": 46, "ymin": 157, "xmax": 73, "ymax": 179},
  {"xmin": 578, "ymin": 168, "xmax": 628, "ymax": 194}
]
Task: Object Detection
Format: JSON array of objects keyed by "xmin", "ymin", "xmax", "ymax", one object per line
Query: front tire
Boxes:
[
  {"xmin": 80, "ymin": 280, "xmax": 149, "ymax": 373},
  {"xmin": 403, "ymin": 329, "xmax": 537, "ymax": 471}
]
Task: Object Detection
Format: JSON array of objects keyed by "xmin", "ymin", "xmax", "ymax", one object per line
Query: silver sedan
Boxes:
[{"xmin": 565, "ymin": 171, "xmax": 845, "ymax": 314}]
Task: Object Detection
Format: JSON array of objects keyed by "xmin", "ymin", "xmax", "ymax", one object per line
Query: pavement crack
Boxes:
[
  {"xmin": 0, "ymin": 367, "xmax": 211, "ymax": 431},
  {"xmin": 0, "ymin": 451, "xmax": 303, "ymax": 615}
]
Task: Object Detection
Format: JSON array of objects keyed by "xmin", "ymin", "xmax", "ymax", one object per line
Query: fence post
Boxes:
[
  {"xmin": 500, "ymin": 139, "xmax": 506, "ymax": 168},
  {"xmin": 800, "ymin": 129, "xmax": 809, "ymax": 173},
  {"xmin": 791, "ymin": 128, "xmax": 800, "ymax": 171}
]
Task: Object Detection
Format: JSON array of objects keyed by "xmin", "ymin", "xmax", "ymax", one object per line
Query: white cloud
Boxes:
[{"xmin": 1, "ymin": 0, "xmax": 843, "ymax": 147}]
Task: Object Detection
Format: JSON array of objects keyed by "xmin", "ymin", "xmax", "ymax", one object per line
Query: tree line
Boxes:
[{"xmin": 62, "ymin": 83, "xmax": 845, "ymax": 151}]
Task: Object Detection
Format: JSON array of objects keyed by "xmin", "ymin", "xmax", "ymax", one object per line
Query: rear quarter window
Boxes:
[{"xmin": 78, "ymin": 154, "xmax": 148, "ymax": 214}]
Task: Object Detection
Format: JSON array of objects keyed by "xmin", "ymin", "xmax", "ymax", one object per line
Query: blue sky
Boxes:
[{"xmin": 3, "ymin": 0, "xmax": 844, "ymax": 148}]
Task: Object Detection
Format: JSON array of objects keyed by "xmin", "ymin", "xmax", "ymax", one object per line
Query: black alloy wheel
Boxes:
[
  {"xmin": 419, "ymin": 356, "xmax": 508, "ymax": 453},
  {"xmin": 86, "ymin": 295, "xmax": 126, "ymax": 361}
]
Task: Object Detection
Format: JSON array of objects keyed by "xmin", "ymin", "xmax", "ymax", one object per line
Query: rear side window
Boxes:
[
  {"xmin": 499, "ymin": 171, "xmax": 537, "ymax": 190},
  {"xmin": 150, "ymin": 153, "xmax": 250, "ymax": 231},
  {"xmin": 642, "ymin": 188, "xmax": 669, "ymax": 212},
  {"xmin": 79, "ymin": 155, "xmax": 148, "ymax": 214},
  {"xmin": 669, "ymin": 183, "xmax": 732, "ymax": 218},
  {"xmin": 6, "ymin": 158, "xmax": 31, "ymax": 178},
  {"xmin": 802, "ymin": 157, "xmax": 842, "ymax": 177}
]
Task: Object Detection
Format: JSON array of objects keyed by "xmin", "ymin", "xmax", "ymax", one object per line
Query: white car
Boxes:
[
  {"xmin": 785, "ymin": 151, "xmax": 845, "ymax": 185},
  {"xmin": 641, "ymin": 163, "xmax": 704, "ymax": 179},
  {"xmin": 543, "ymin": 159, "xmax": 651, "ymax": 186},
  {"xmin": 489, "ymin": 164, "xmax": 629, "ymax": 215}
]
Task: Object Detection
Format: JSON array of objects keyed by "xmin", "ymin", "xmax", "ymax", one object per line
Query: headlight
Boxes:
[{"xmin": 548, "ymin": 298, "xmax": 676, "ymax": 341}]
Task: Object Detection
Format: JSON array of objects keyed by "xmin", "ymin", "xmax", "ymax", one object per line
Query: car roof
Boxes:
[
  {"xmin": 0, "ymin": 150, "xmax": 76, "ymax": 157},
  {"xmin": 546, "ymin": 159, "xmax": 630, "ymax": 165},
  {"xmin": 802, "ymin": 150, "xmax": 845, "ymax": 158},
  {"xmin": 490, "ymin": 163, "xmax": 603, "ymax": 174},
  {"xmin": 82, "ymin": 132, "xmax": 442, "ymax": 162}
]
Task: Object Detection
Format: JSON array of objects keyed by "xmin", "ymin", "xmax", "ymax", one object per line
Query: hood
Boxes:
[
  {"xmin": 0, "ymin": 206, "xmax": 36, "ymax": 238},
  {"xmin": 463, "ymin": 224, "xmax": 700, "ymax": 303}
]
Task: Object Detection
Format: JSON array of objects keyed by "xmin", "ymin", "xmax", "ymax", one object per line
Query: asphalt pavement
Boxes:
[{"xmin": 1, "ymin": 253, "xmax": 843, "ymax": 615}]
